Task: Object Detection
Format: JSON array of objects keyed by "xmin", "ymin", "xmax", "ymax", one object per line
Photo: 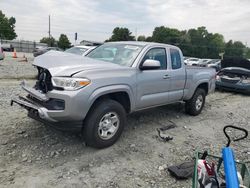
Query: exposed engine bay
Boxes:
[
  {"xmin": 216, "ymin": 64, "xmax": 250, "ymax": 94},
  {"xmin": 35, "ymin": 67, "xmax": 53, "ymax": 93},
  {"xmin": 217, "ymin": 67, "xmax": 250, "ymax": 84}
]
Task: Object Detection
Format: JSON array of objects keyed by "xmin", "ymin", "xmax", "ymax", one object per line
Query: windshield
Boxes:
[
  {"xmin": 65, "ymin": 47, "xmax": 88, "ymax": 55},
  {"xmin": 87, "ymin": 43, "xmax": 143, "ymax": 67}
]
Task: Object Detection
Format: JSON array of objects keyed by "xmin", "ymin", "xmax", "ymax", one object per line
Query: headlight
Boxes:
[{"xmin": 52, "ymin": 77, "xmax": 91, "ymax": 90}]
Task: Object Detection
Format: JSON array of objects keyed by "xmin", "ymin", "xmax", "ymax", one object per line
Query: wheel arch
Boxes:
[
  {"xmin": 184, "ymin": 80, "xmax": 209, "ymax": 100},
  {"xmin": 196, "ymin": 82, "xmax": 208, "ymax": 95},
  {"xmin": 87, "ymin": 85, "xmax": 135, "ymax": 115}
]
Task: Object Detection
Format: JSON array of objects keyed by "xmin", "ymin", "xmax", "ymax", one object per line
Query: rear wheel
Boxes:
[
  {"xmin": 185, "ymin": 88, "xmax": 206, "ymax": 116},
  {"xmin": 83, "ymin": 99, "xmax": 126, "ymax": 148}
]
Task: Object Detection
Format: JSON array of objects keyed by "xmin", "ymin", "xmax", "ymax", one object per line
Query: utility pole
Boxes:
[
  {"xmin": 48, "ymin": 15, "xmax": 51, "ymax": 47},
  {"xmin": 135, "ymin": 27, "xmax": 137, "ymax": 41},
  {"xmin": 48, "ymin": 15, "xmax": 51, "ymax": 38},
  {"xmin": 75, "ymin": 32, "xmax": 77, "ymax": 45}
]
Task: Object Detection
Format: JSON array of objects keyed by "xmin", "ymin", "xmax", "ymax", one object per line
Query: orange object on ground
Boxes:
[{"xmin": 13, "ymin": 49, "xmax": 17, "ymax": 58}]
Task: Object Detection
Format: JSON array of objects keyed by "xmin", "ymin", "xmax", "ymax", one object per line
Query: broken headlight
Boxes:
[{"xmin": 52, "ymin": 77, "xmax": 91, "ymax": 91}]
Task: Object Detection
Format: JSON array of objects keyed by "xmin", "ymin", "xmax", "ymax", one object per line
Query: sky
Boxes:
[{"xmin": 0, "ymin": 0, "xmax": 250, "ymax": 45}]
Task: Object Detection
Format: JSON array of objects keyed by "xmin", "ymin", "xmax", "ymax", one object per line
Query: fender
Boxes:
[
  {"xmin": 88, "ymin": 84, "xmax": 136, "ymax": 112},
  {"xmin": 184, "ymin": 79, "xmax": 210, "ymax": 100}
]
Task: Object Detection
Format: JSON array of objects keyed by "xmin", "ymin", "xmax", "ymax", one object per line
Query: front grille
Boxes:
[{"xmin": 35, "ymin": 67, "xmax": 53, "ymax": 93}]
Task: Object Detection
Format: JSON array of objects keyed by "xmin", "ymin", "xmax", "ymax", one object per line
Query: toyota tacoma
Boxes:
[{"xmin": 11, "ymin": 41, "xmax": 216, "ymax": 148}]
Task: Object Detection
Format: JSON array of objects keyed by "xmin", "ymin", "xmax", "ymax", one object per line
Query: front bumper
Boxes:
[
  {"xmin": 216, "ymin": 81, "xmax": 250, "ymax": 94},
  {"xmin": 10, "ymin": 81, "xmax": 85, "ymax": 132}
]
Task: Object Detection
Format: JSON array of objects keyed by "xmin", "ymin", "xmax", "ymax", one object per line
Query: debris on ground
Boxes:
[
  {"xmin": 156, "ymin": 120, "xmax": 176, "ymax": 142},
  {"xmin": 158, "ymin": 120, "xmax": 177, "ymax": 131},
  {"xmin": 168, "ymin": 161, "xmax": 194, "ymax": 179},
  {"xmin": 157, "ymin": 128, "xmax": 173, "ymax": 142}
]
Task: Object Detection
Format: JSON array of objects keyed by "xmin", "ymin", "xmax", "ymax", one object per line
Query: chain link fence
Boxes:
[{"xmin": 0, "ymin": 39, "xmax": 47, "ymax": 53}]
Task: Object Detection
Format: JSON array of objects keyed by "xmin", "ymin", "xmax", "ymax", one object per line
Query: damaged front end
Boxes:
[
  {"xmin": 35, "ymin": 67, "xmax": 54, "ymax": 93},
  {"xmin": 10, "ymin": 66, "xmax": 82, "ymax": 132},
  {"xmin": 10, "ymin": 51, "xmax": 101, "ymax": 131},
  {"xmin": 216, "ymin": 67, "xmax": 250, "ymax": 94},
  {"xmin": 11, "ymin": 67, "xmax": 65, "ymax": 122}
]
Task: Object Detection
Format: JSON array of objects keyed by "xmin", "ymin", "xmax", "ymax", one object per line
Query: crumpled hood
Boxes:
[
  {"xmin": 33, "ymin": 51, "xmax": 123, "ymax": 76},
  {"xmin": 220, "ymin": 67, "xmax": 250, "ymax": 76}
]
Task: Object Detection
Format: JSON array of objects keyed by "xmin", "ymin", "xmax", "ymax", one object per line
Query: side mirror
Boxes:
[{"xmin": 140, "ymin": 59, "xmax": 161, "ymax": 70}]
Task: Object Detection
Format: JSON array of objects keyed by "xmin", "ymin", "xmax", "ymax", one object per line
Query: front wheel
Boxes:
[
  {"xmin": 185, "ymin": 88, "xmax": 206, "ymax": 116},
  {"xmin": 83, "ymin": 99, "xmax": 126, "ymax": 148}
]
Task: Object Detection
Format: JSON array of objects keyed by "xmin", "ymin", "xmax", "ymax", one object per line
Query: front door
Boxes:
[{"xmin": 136, "ymin": 48, "xmax": 171, "ymax": 109}]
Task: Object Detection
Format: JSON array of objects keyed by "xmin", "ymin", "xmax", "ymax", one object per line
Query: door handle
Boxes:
[{"xmin": 163, "ymin": 75, "xmax": 171, "ymax": 79}]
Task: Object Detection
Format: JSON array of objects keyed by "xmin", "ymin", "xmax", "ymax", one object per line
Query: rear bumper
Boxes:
[{"xmin": 216, "ymin": 81, "xmax": 250, "ymax": 94}]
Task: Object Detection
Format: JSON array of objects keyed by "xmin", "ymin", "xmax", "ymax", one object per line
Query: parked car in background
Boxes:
[
  {"xmin": 207, "ymin": 59, "xmax": 221, "ymax": 72},
  {"xmin": 185, "ymin": 58, "xmax": 200, "ymax": 66},
  {"xmin": 33, "ymin": 47, "xmax": 63, "ymax": 57},
  {"xmin": 1, "ymin": 43, "xmax": 13, "ymax": 51},
  {"xmin": 65, "ymin": 45, "xmax": 96, "ymax": 56},
  {"xmin": 216, "ymin": 58, "xmax": 250, "ymax": 94},
  {"xmin": 216, "ymin": 67, "xmax": 250, "ymax": 94},
  {"xmin": 0, "ymin": 43, "xmax": 5, "ymax": 60},
  {"xmin": 11, "ymin": 41, "xmax": 216, "ymax": 148},
  {"xmin": 198, "ymin": 59, "xmax": 211, "ymax": 67},
  {"xmin": 183, "ymin": 56, "xmax": 190, "ymax": 65}
]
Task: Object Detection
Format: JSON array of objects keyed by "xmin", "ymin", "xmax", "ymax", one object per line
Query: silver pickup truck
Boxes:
[{"xmin": 11, "ymin": 41, "xmax": 215, "ymax": 148}]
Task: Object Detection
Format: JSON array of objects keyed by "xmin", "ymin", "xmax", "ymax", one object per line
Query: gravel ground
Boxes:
[
  {"xmin": 0, "ymin": 53, "xmax": 36, "ymax": 79},
  {"xmin": 0, "ymin": 56, "xmax": 249, "ymax": 188}
]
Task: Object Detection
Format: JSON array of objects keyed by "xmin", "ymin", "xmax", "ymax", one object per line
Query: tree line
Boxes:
[
  {"xmin": 0, "ymin": 10, "xmax": 17, "ymax": 40},
  {"xmin": 106, "ymin": 26, "xmax": 250, "ymax": 59},
  {"xmin": 1, "ymin": 9, "xmax": 249, "ymax": 58},
  {"xmin": 39, "ymin": 35, "xmax": 71, "ymax": 50}
]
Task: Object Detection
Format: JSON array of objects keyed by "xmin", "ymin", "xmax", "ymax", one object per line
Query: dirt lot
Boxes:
[{"xmin": 0, "ymin": 55, "xmax": 249, "ymax": 188}]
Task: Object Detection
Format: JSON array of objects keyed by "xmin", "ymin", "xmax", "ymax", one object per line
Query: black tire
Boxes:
[
  {"xmin": 185, "ymin": 88, "xmax": 206, "ymax": 116},
  {"xmin": 83, "ymin": 99, "xmax": 126, "ymax": 148}
]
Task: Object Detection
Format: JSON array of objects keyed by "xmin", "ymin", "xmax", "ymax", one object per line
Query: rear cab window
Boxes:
[{"xmin": 170, "ymin": 48, "xmax": 182, "ymax": 69}]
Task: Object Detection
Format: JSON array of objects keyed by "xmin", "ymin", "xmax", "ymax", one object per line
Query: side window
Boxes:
[
  {"xmin": 142, "ymin": 48, "xmax": 167, "ymax": 69},
  {"xmin": 170, "ymin": 49, "xmax": 182, "ymax": 69}
]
